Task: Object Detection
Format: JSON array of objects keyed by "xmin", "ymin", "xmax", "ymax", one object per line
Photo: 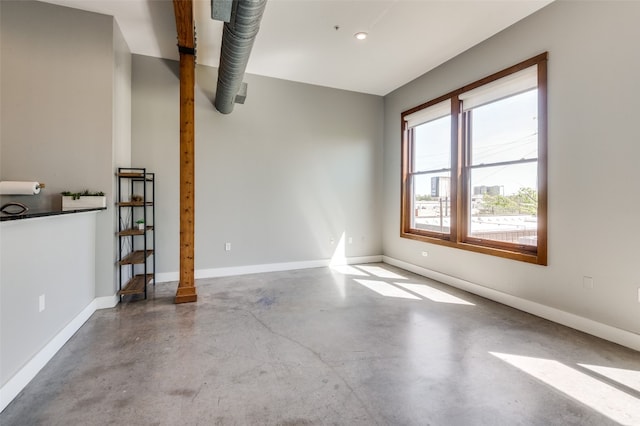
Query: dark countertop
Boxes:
[{"xmin": 0, "ymin": 207, "xmax": 106, "ymax": 222}]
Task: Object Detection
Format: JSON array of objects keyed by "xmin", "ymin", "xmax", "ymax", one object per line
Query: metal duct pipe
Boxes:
[{"xmin": 214, "ymin": 0, "xmax": 267, "ymax": 114}]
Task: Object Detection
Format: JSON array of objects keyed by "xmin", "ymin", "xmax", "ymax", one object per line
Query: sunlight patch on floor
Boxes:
[
  {"xmin": 491, "ymin": 352, "xmax": 640, "ymax": 425},
  {"xmin": 395, "ymin": 282, "xmax": 475, "ymax": 305},
  {"xmin": 330, "ymin": 264, "xmax": 475, "ymax": 306},
  {"xmin": 354, "ymin": 279, "xmax": 420, "ymax": 300},
  {"xmin": 578, "ymin": 363, "xmax": 640, "ymax": 393},
  {"xmin": 355, "ymin": 265, "xmax": 408, "ymax": 280},
  {"xmin": 329, "ymin": 264, "xmax": 369, "ymax": 276}
]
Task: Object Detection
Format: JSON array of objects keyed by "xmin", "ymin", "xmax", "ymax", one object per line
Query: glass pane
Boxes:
[
  {"xmin": 468, "ymin": 162, "xmax": 537, "ymax": 246},
  {"xmin": 470, "ymin": 89, "xmax": 538, "ymax": 166},
  {"xmin": 413, "ymin": 115, "xmax": 451, "ymax": 172},
  {"xmin": 411, "ymin": 172, "xmax": 451, "ymax": 234}
]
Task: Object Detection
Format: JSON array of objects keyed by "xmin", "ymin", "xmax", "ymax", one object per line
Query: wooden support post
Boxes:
[{"xmin": 173, "ymin": 0, "xmax": 197, "ymax": 303}]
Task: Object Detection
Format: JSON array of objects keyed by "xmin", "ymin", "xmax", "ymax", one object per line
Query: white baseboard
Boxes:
[
  {"xmin": 0, "ymin": 302, "xmax": 95, "ymax": 412},
  {"xmin": 154, "ymin": 255, "xmax": 384, "ymax": 284},
  {"xmin": 383, "ymin": 256, "xmax": 640, "ymax": 352},
  {"xmin": 0, "ymin": 295, "xmax": 118, "ymax": 413},
  {"xmin": 94, "ymin": 294, "xmax": 119, "ymax": 309},
  {"xmin": 154, "ymin": 272, "xmax": 178, "ymax": 283}
]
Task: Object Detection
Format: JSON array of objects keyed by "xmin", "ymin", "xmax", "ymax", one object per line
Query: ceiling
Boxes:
[{"xmin": 40, "ymin": 0, "xmax": 553, "ymax": 96}]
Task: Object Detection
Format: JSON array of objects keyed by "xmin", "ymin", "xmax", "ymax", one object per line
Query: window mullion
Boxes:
[
  {"xmin": 450, "ymin": 96, "xmax": 461, "ymax": 243},
  {"xmin": 536, "ymin": 58, "xmax": 548, "ymax": 265},
  {"xmin": 469, "ymin": 158, "xmax": 538, "ymax": 170},
  {"xmin": 413, "ymin": 168, "xmax": 452, "ymax": 176},
  {"xmin": 400, "ymin": 121, "xmax": 412, "ymax": 234},
  {"xmin": 459, "ymin": 107, "xmax": 472, "ymax": 244}
]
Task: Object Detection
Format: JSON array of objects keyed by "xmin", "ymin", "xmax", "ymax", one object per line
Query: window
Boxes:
[{"xmin": 401, "ymin": 53, "xmax": 547, "ymax": 264}]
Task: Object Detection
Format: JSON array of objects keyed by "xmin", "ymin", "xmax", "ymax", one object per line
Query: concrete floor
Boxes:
[{"xmin": 1, "ymin": 263, "xmax": 639, "ymax": 425}]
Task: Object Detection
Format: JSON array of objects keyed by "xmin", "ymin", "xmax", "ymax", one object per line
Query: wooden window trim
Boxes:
[{"xmin": 400, "ymin": 53, "xmax": 548, "ymax": 265}]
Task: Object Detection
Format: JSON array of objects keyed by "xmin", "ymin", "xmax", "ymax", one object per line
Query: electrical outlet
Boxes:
[
  {"xmin": 225, "ymin": 243, "xmax": 231, "ymax": 251},
  {"xmin": 39, "ymin": 294, "xmax": 45, "ymax": 312},
  {"xmin": 329, "ymin": 238, "xmax": 335, "ymax": 245},
  {"xmin": 637, "ymin": 287, "xmax": 640, "ymax": 303},
  {"xmin": 422, "ymin": 251, "xmax": 429, "ymax": 257},
  {"xmin": 348, "ymin": 237, "xmax": 353, "ymax": 244},
  {"xmin": 583, "ymin": 276, "xmax": 594, "ymax": 289}
]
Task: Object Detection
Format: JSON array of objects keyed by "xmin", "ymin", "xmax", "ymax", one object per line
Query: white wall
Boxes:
[
  {"xmin": 383, "ymin": 1, "xmax": 640, "ymax": 335},
  {"xmin": 132, "ymin": 55, "xmax": 384, "ymax": 275}
]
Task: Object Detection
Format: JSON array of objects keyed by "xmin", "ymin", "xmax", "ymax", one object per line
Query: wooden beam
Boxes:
[
  {"xmin": 173, "ymin": 0, "xmax": 195, "ymax": 48},
  {"xmin": 173, "ymin": 0, "xmax": 197, "ymax": 304}
]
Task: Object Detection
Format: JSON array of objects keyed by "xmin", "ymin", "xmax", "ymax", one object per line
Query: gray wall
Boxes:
[
  {"xmin": 110, "ymin": 20, "xmax": 133, "ymax": 289},
  {"xmin": 132, "ymin": 55, "xmax": 383, "ymax": 274},
  {"xmin": 0, "ymin": 1, "xmax": 131, "ymax": 298},
  {"xmin": 113, "ymin": 20, "xmax": 132, "ymax": 172},
  {"xmin": 383, "ymin": 1, "xmax": 640, "ymax": 335}
]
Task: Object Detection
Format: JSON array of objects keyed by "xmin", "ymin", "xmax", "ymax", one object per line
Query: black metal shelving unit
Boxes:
[{"xmin": 117, "ymin": 167, "xmax": 155, "ymax": 300}]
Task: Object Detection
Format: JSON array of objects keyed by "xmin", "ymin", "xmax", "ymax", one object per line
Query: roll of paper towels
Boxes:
[{"xmin": 0, "ymin": 181, "xmax": 42, "ymax": 195}]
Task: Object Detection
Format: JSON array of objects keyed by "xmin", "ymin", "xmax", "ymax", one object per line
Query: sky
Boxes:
[{"xmin": 413, "ymin": 89, "xmax": 538, "ymax": 197}]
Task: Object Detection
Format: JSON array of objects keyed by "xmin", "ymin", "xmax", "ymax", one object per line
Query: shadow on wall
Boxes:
[
  {"xmin": 159, "ymin": 58, "xmax": 180, "ymax": 81},
  {"xmin": 196, "ymin": 64, "xmax": 219, "ymax": 107},
  {"xmin": 145, "ymin": 0, "xmax": 180, "ymax": 67}
]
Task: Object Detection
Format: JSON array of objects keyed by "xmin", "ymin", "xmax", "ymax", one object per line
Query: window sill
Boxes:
[{"xmin": 400, "ymin": 230, "xmax": 546, "ymax": 265}]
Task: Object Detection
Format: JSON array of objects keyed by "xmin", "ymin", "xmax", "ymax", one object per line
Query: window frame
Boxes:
[{"xmin": 400, "ymin": 53, "xmax": 548, "ymax": 265}]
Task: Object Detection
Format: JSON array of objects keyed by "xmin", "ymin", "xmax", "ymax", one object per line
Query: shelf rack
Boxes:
[{"xmin": 116, "ymin": 167, "xmax": 155, "ymax": 300}]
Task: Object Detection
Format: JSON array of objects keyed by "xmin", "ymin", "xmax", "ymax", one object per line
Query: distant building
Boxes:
[
  {"xmin": 474, "ymin": 185, "xmax": 501, "ymax": 196},
  {"xmin": 431, "ymin": 176, "xmax": 450, "ymax": 197}
]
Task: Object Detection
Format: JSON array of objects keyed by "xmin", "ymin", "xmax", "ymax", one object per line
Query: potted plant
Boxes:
[
  {"xmin": 136, "ymin": 219, "xmax": 145, "ymax": 230},
  {"xmin": 61, "ymin": 190, "xmax": 106, "ymax": 211}
]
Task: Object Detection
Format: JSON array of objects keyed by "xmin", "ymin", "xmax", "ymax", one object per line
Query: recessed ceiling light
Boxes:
[{"xmin": 354, "ymin": 32, "xmax": 368, "ymax": 40}]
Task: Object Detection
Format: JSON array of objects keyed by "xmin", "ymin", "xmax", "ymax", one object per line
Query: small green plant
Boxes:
[
  {"xmin": 61, "ymin": 190, "xmax": 105, "ymax": 200},
  {"xmin": 136, "ymin": 219, "xmax": 145, "ymax": 224}
]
